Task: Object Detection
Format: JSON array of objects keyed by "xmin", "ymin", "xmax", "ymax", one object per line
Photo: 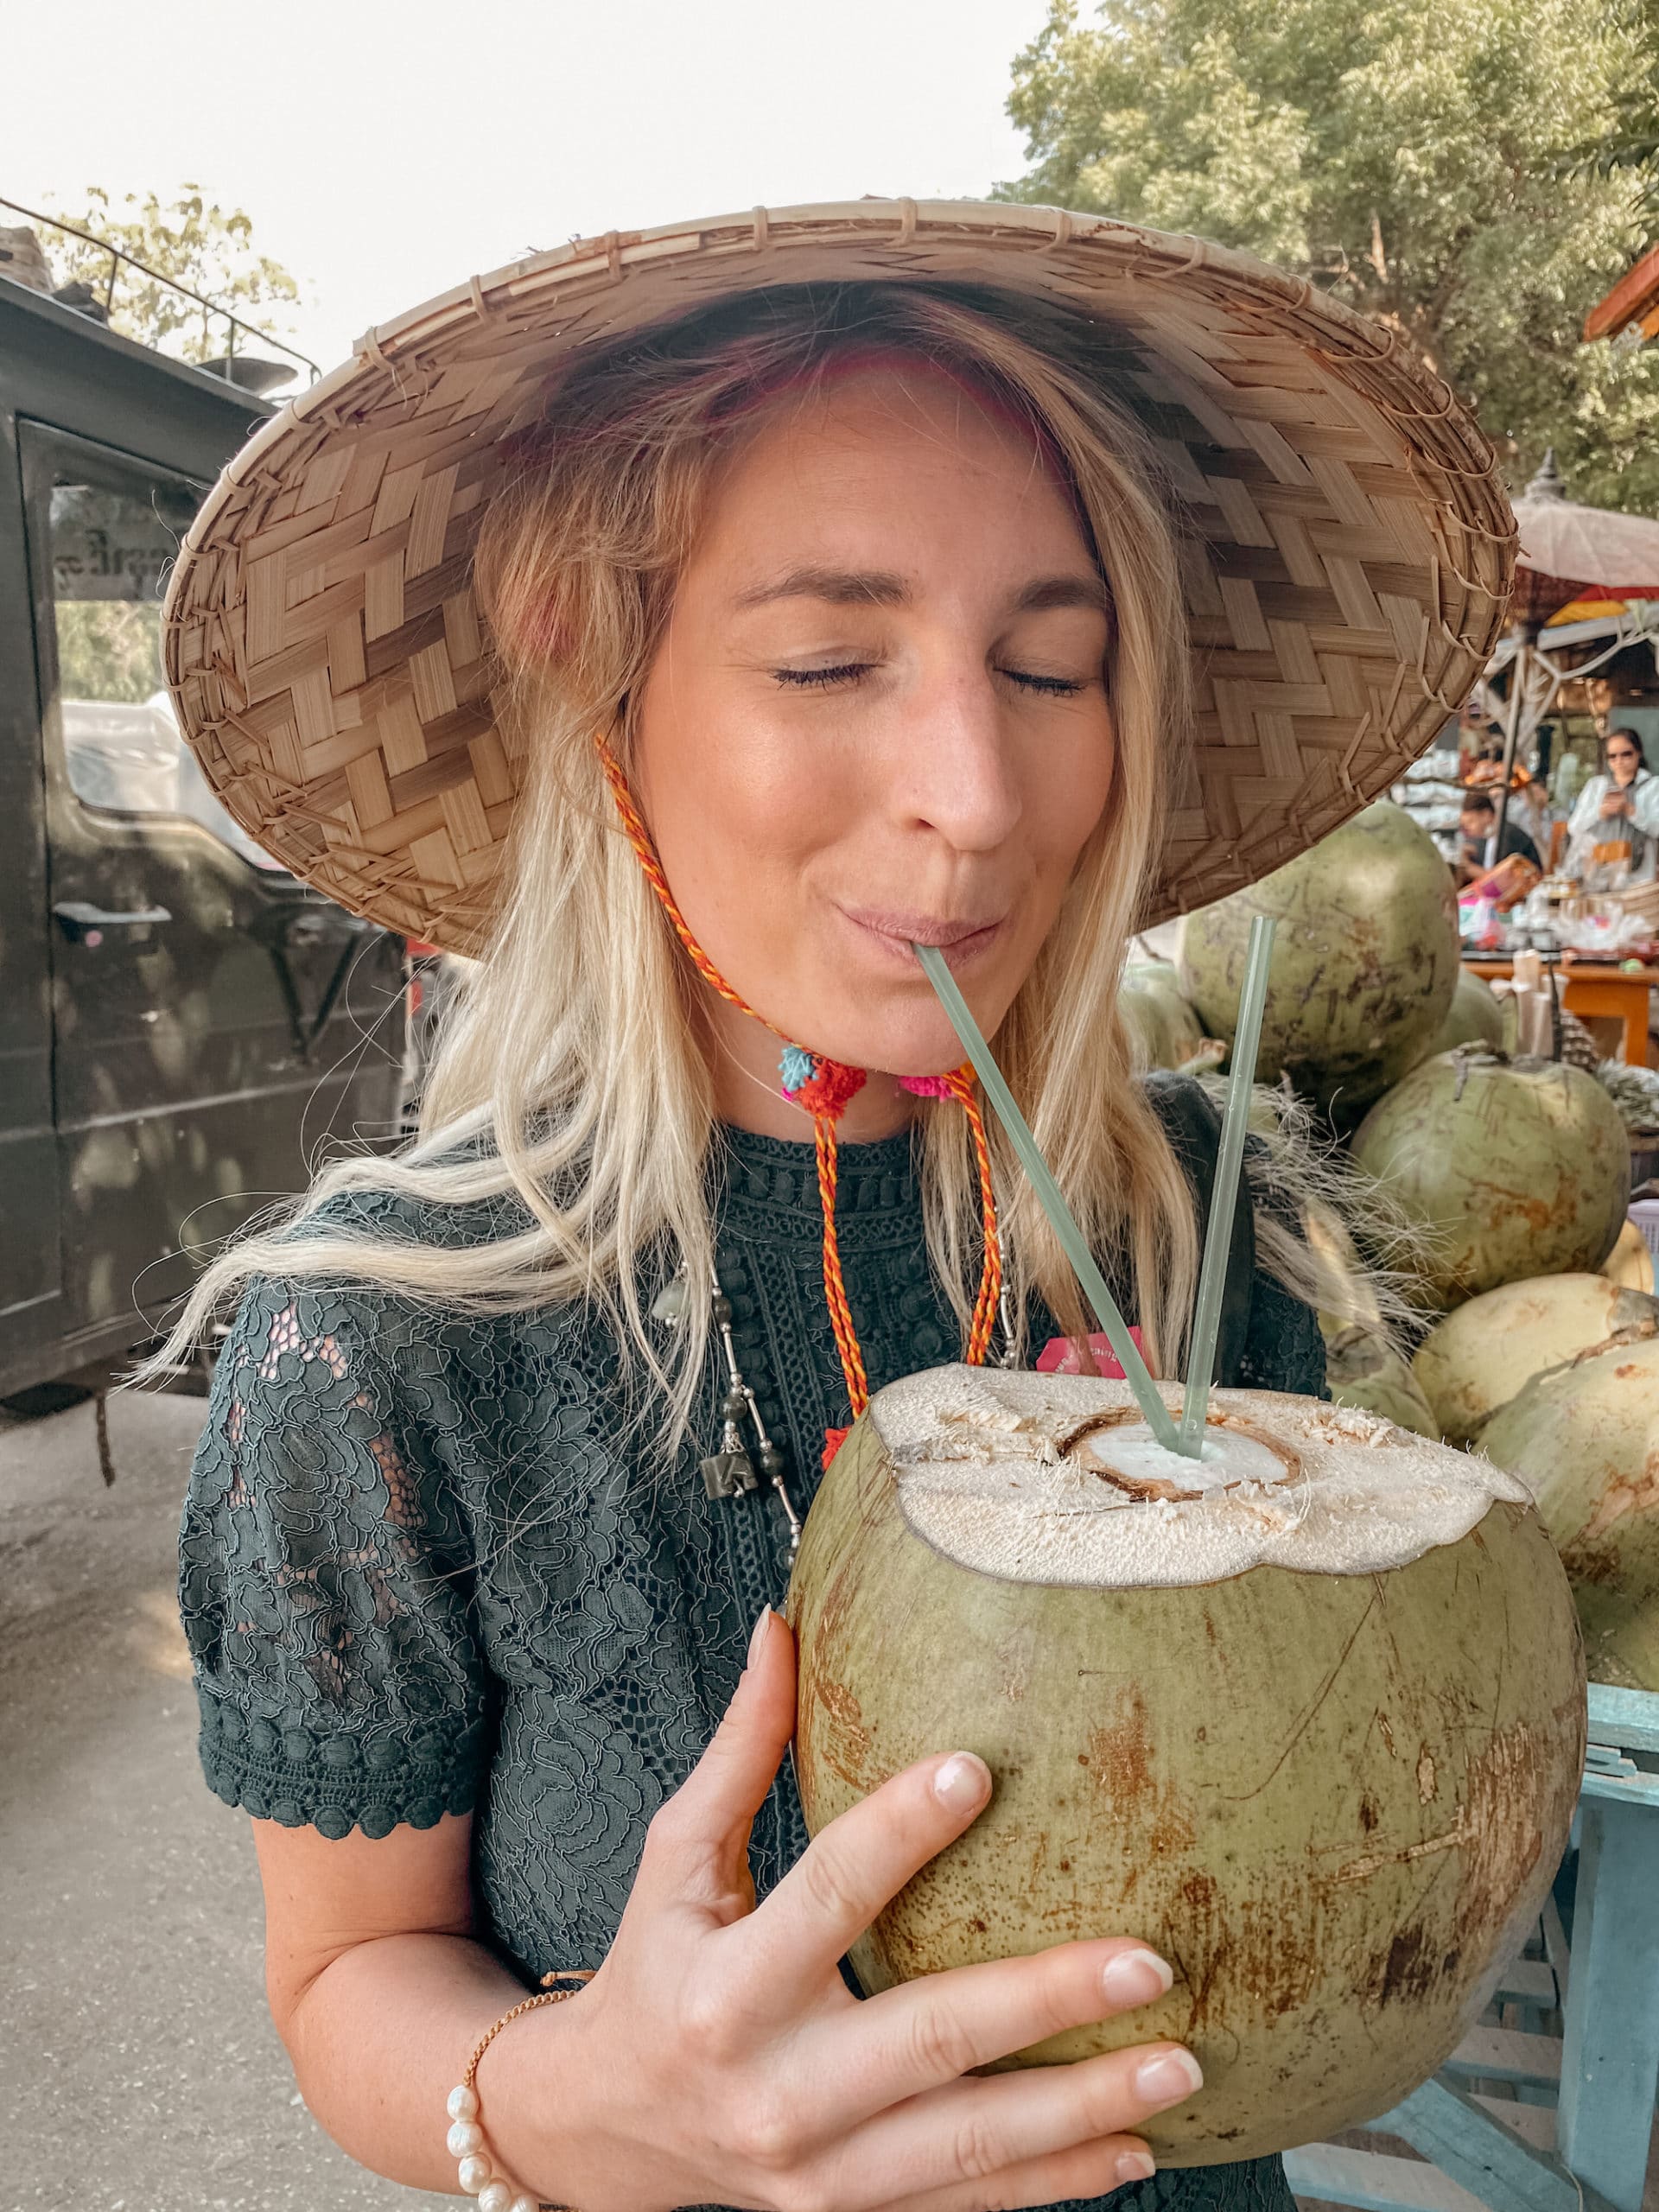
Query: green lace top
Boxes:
[{"xmin": 180, "ymin": 1077, "xmax": 1319, "ymax": 2212}]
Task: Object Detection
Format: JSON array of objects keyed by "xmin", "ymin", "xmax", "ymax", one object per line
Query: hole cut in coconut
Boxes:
[
  {"xmin": 1057, "ymin": 1408, "xmax": 1299, "ymax": 1503},
  {"xmin": 877, "ymin": 1366, "xmax": 1531, "ymax": 1590}
]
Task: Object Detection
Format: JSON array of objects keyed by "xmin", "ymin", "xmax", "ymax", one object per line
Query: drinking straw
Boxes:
[
  {"xmin": 912, "ymin": 943, "xmax": 1187, "ymax": 1455},
  {"xmin": 1179, "ymin": 912, "xmax": 1277, "ymax": 1450}
]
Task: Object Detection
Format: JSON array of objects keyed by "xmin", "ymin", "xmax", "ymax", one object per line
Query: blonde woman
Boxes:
[{"xmin": 161, "ymin": 207, "xmax": 1508, "ymax": 2212}]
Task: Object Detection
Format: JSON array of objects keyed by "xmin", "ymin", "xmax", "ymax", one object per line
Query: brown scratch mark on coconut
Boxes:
[
  {"xmin": 1226, "ymin": 1583, "xmax": 1381, "ymax": 1803},
  {"xmin": 1376, "ymin": 1709, "xmax": 1397, "ymax": 1756},
  {"xmin": 1416, "ymin": 1747, "xmax": 1438, "ymax": 1803},
  {"xmin": 1085, "ymin": 1690, "xmax": 1195, "ymax": 1855},
  {"xmin": 1336, "ymin": 1813, "xmax": 1476, "ymax": 1884},
  {"xmin": 1359, "ymin": 1792, "xmax": 1381, "ymax": 1833},
  {"xmin": 1575, "ymin": 1455, "xmax": 1659, "ymax": 1547},
  {"xmin": 810, "ymin": 1676, "xmax": 873, "ymax": 1790}
]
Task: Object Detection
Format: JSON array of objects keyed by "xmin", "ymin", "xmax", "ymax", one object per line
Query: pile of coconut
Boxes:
[{"xmin": 1157, "ymin": 798, "xmax": 1658, "ymax": 1693}]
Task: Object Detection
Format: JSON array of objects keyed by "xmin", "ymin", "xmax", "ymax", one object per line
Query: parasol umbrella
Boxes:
[
  {"xmin": 1491, "ymin": 454, "xmax": 1659, "ymax": 855},
  {"xmin": 1512, "ymin": 450, "xmax": 1659, "ymax": 622}
]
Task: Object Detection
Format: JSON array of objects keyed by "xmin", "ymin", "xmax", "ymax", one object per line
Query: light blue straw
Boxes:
[
  {"xmin": 1179, "ymin": 912, "xmax": 1277, "ymax": 1449},
  {"xmin": 912, "ymin": 943, "xmax": 1187, "ymax": 1456}
]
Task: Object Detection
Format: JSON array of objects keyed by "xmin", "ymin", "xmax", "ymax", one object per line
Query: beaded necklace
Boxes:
[{"xmin": 599, "ymin": 741, "xmax": 1004, "ymax": 1470}]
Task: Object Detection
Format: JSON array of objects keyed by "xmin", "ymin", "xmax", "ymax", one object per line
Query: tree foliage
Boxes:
[
  {"xmin": 40, "ymin": 185, "xmax": 301, "ymax": 363},
  {"xmin": 998, "ymin": 0, "xmax": 1659, "ymax": 511}
]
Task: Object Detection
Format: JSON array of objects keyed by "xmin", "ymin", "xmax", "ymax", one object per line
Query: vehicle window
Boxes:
[{"xmin": 48, "ymin": 478, "xmax": 286, "ymax": 871}]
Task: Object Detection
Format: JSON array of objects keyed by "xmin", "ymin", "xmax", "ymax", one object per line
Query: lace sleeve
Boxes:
[{"xmin": 178, "ymin": 1279, "xmax": 492, "ymax": 1840}]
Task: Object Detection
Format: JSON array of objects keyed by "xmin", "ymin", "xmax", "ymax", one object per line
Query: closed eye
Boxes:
[{"xmin": 772, "ymin": 664, "xmax": 1089, "ymax": 694}]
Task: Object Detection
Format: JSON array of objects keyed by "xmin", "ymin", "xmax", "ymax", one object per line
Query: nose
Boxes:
[{"xmin": 895, "ymin": 661, "xmax": 1024, "ymax": 855}]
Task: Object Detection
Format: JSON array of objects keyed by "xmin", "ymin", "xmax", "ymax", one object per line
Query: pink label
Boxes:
[{"xmin": 1036, "ymin": 1328, "xmax": 1145, "ymax": 1378}]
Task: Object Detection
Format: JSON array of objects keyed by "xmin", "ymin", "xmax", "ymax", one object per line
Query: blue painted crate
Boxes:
[{"xmin": 1284, "ymin": 1683, "xmax": 1659, "ymax": 2212}]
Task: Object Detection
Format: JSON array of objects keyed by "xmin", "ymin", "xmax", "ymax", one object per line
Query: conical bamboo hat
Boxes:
[{"xmin": 162, "ymin": 199, "xmax": 1514, "ymax": 956}]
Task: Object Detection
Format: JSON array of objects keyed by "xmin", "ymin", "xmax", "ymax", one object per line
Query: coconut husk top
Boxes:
[
  {"xmin": 161, "ymin": 200, "xmax": 1513, "ymax": 957},
  {"xmin": 874, "ymin": 1365, "xmax": 1529, "ymax": 1587}
]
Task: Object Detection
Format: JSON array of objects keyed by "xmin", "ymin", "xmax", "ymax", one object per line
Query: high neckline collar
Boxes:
[{"xmin": 714, "ymin": 1121, "xmax": 920, "ymax": 1225}]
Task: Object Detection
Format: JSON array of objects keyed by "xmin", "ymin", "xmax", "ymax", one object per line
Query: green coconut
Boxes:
[
  {"xmin": 1414, "ymin": 1274, "xmax": 1659, "ymax": 1446},
  {"xmin": 1350, "ymin": 1051, "xmax": 1630, "ymax": 1312},
  {"xmin": 1120, "ymin": 962, "xmax": 1207, "ymax": 1072},
  {"xmin": 1414, "ymin": 970, "xmax": 1506, "ymax": 1068},
  {"xmin": 1480, "ymin": 1336, "xmax": 1659, "ymax": 1690},
  {"xmin": 1176, "ymin": 801, "xmax": 1459, "ymax": 1118},
  {"xmin": 790, "ymin": 1368, "xmax": 1584, "ymax": 2164},
  {"xmin": 1325, "ymin": 1325, "xmax": 1440, "ymax": 1438}
]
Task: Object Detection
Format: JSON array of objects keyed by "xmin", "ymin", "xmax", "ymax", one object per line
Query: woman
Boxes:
[
  {"xmin": 1567, "ymin": 726, "xmax": 1659, "ymax": 884},
  {"xmin": 160, "ymin": 205, "xmax": 1507, "ymax": 2211}
]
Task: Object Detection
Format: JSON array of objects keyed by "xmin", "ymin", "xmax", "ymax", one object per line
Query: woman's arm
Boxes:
[
  {"xmin": 254, "ymin": 1812, "xmax": 524, "ymax": 2192},
  {"xmin": 255, "ymin": 1614, "xmax": 1201, "ymax": 2212}
]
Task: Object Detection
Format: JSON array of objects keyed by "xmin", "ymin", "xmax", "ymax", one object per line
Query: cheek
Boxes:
[
  {"xmin": 632, "ymin": 650, "xmax": 844, "ymax": 984},
  {"xmin": 1024, "ymin": 709, "xmax": 1116, "ymax": 880}
]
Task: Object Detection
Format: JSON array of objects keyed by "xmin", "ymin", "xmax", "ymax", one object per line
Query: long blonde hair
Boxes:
[{"xmin": 149, "ymin": 279, "xmax": 1294, "ymax": 1448}]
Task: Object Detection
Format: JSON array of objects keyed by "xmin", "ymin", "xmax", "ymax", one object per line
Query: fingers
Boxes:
[
  {"xmin": 741, "ymin": 1747, "xmax": 995, "ymax": 2001},
  {"xmin": 874, "ymin": 2131, "xmax": 1157, "ymax": 2212},
  {"xmin": 816, "ymin": 1939, "xmax": 1176, "ymax": 2120},
  {"xmin": 818, "ymin": 2040, "xmax": 1201, "ymax": 2212},
  {"xmin": 638, "ymin": 1610, "xmax": 796, "ymax": 1910}
]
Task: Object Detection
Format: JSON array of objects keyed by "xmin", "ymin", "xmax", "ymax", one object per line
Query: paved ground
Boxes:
[{"xmin": 0, "ymin": 1386, "xmax": 435, "ymax": 2212}]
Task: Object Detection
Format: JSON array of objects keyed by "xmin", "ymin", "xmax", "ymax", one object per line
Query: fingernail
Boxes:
[
  {"xmin": 1114, "ymin": 2148, "xmax": 1157, "ymax": 2187},
  {"xmin": 1134, "ymin": 2047, "xmax": 1204, "ymax": 2108},
  {"xmin": 932, "ymin": 1753, "xmax": 991, "ymax": 1812},
  {"xmin": 1102, "ymin": 1948, "xmax": 1174, "ymax": 2005},
  {"xmin": 749, "ymin": 1609, "xmax": 773, "ymax": 1664}
]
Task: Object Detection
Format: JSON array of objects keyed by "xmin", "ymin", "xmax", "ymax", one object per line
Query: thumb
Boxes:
[{"xmin": 642, "ymin": 1610, "xmax": 797, "ymax": 1899}]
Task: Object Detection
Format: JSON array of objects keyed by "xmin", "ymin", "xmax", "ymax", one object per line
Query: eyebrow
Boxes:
[{"xmin": 732, "ymin": 566, "xmax": 1111, "ymax": 616}]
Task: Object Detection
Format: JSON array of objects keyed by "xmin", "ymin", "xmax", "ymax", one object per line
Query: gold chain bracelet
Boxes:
[{"xmin": 444, "ymin": 1970, "xmax": 596, "ymax": 2211}]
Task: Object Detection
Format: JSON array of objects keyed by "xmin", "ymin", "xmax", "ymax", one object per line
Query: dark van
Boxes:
[{"xmin": 0, "ymin": 272, "xmax": 405, "ymax": 1402}]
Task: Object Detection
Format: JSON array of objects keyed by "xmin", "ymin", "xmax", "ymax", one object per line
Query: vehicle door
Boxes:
[{"xmin": 22, "ymin": 422, "xmax": 406, "ymax": 1351}]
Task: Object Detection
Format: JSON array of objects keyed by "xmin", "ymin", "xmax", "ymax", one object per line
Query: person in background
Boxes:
[
  {"xmin": 1566, "ymin": 726, "xmax": 1659, "ymax": 884},
  {"xmin": 1455, "ymin": 790, "xmax": 1541, "ymax": 886}
]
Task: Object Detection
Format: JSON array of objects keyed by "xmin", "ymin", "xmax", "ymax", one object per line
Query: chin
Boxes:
[{"xmin": 810, "ymin": 998, "xmax": 994, "ymax": 1082}]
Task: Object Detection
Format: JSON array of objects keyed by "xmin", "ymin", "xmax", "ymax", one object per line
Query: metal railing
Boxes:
[{"xmin": 0, "ymin": 194, "xmax": 320, "ymax": 385}]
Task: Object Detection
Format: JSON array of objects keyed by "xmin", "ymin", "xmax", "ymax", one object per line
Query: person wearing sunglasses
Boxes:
[{"xmin": 1567, "ymin": 725, "xmax": 1659, "ymax": 883}]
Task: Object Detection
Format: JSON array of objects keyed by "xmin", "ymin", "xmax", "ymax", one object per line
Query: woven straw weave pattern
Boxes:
[{"xmin": 162, "ymin": 201, "xmax": 1514, "ymax": 956}]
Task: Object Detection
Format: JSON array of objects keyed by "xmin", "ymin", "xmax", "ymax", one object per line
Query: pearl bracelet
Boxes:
[{"xmin": 446, "ymin": 1970, "xmax": 596, "ymax": 2211}]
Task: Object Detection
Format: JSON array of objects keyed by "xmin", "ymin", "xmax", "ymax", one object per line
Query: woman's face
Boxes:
[
  {"xmin": 1608, "ymin": 734, "xmax": 1641, "ymax": 787},
  {"xmin": 634, "ymin": 363, "xmax": 1116, "ymax": 1136}
]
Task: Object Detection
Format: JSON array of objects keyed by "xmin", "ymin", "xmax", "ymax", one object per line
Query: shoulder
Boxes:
[{"xmin": 1137, "ymin": 1071, "xmax": 1222, "ymax": 1162}]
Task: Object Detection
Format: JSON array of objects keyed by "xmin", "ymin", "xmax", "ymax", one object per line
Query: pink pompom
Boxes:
[{"xmin": 897, "ymin": 1073, "xmax": 959, "ymax": 1098}]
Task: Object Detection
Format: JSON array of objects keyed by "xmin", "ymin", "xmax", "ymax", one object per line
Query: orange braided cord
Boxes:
[
  {"xmin": 812, "ymin": 1112, "xmax": 869, "ymax": 1420},
  {"xmin": 947, "ymin": 1072, "xmax": 1003, "ymax": 1366},
  {"xmin": 597, "ymin": 741, "xmax": 782, "ymax": 1039}
]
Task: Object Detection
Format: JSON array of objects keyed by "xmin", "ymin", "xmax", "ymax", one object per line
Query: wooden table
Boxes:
[{"xmin": 1464, "ymin": 957, "xmax": 1659, "ymax": 1068}]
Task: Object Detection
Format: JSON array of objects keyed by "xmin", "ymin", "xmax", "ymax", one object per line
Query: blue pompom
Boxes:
[{"xmin": 779, "ymin": 1044, "xmax": 816, "ymax": 1095}]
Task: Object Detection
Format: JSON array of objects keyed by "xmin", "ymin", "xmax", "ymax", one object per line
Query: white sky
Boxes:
[{"xmin": 7, "ymin": 0, "xmax": 1055, "ymax": 375}]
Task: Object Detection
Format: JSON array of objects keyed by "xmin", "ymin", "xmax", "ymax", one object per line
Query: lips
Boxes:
[{"xmin": 837, "ymin": 904, "xmax": 1007, "ymax": 963}]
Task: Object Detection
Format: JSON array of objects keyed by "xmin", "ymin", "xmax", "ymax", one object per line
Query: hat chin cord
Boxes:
[{"xmin": 595, "ymin": 738, "xmax": 1001, "ymax": 1465}]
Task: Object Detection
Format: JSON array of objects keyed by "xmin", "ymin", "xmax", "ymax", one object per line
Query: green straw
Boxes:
[
  {"xmin": 913, "ymin": 942, "xmax": 1187, "ymax": 1455},
  {"xmin": 1179, "ymin": 912, "xmax": 1276, "ymax": 1450}
]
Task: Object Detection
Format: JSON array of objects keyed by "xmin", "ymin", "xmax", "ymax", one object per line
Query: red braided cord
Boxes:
[
  {"xmin": 813, "ymin": 1111, "xmax": 870, "ymax": 1420},
  {"xmin": 946, "ymin": 1073, "xmax": 1003, "ymax": 1366}
]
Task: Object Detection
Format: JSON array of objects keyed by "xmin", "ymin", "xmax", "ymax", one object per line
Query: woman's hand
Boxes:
[
  {"xmin": 487, "ymin": 1610, "xmax": 1199, "ymax": 2212},
  {"xmin": 1601, "ymin": 789, "xmax": 1631, "ymax": 818}
]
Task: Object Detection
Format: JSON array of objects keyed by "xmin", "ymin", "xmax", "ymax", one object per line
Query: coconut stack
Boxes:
[
  {"xmin": 1177, "ymin": 801, "xmax": 1461, "ymax": 1122},
  {"xmin": 1414, "ymin": 1275, "xmax": 1659, "ymax": 1446},
  {"xmin": 790, "ymin": 1365, "xmax": 1585, "ymax": 2163},
  {"xmin": 1351, "ymin": 1050, "xmax": 1630, "ymax": 1312},
  {"xmin": 1470, "ymin": 1331, "xmax": 1659, "ymax": 1693}
]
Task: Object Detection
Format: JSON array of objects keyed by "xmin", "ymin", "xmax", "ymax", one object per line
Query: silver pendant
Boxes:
[{"xmin": 700, "ymin": 1447, "xmax": 763, "ymax": 1500}]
